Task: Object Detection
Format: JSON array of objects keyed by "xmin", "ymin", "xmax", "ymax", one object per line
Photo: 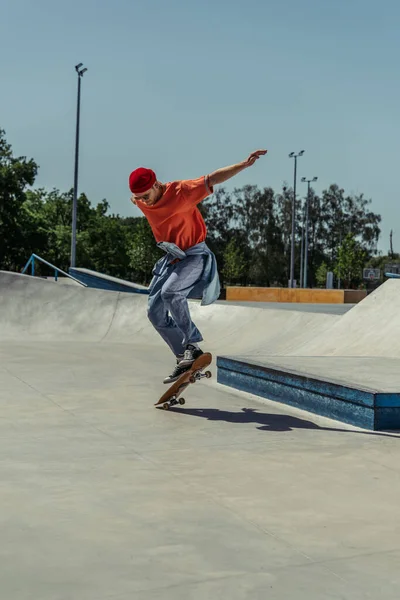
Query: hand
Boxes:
[
  {"xmin": 130, "ymin": 194, "xmax": 137, "ymax": 206},
  {"xmin": 244, "ymin": 149, "xmax": 267, "ymax": 167}
]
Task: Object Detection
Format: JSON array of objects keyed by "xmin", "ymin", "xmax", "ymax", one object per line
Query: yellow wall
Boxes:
[{"xmin": 226, "ymin": 287, "xmax": 367, "ymax": 304}]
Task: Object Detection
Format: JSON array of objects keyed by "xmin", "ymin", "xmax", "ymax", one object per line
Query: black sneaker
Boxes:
[
  {"xmin": 163, "ymin": 358, "xmax": 191, "ymax": 384},
  {"xmin": 179, "ymin": 344, "xmax": 204, "ymax": 367}
]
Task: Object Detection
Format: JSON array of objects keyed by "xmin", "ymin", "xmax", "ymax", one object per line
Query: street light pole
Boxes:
[
  {"xmin": 70, "ymin": 63, "xmax": 88, "ymax": 268},
  {"xmin": 299, "ymin": 201, "xmax": 305, "ymax": 288},
  {"xmin": 301, "ymin": 176, "xmax": 318, "ymax": 288},
  {"xmin": 288, "ymin": 151, "xmax": 304, "ymax": 288}
]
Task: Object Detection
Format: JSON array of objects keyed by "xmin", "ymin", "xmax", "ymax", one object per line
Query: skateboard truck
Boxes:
[
  {"xmin": 189, "ymin": 370, "xmax": 212, "ymax": 384},
  {"xmin": 162, "ymin": 396, "xmax": 186, "ymax": 410},
  {"xmin": 162, "ymin": 369, "xmax": 212, "ymax": 410}
]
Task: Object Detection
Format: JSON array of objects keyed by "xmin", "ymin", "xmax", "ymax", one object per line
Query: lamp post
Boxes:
[
  {"xmin": 299, "ymin": 201, "xmax": 306, "ymax": 288},
  {"xmin": 288, "ymin": 151, "xmax": 304, "ymax": 288},
  {"xmin": 300, "ymin": 176, "xmax": 318, "ymax": 288},
  {"xmin": 70, "ymin": 63, "xmax": 88, "ymax": 268}
]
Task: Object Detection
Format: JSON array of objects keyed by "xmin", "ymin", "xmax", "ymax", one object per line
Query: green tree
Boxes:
[
  {"xmin": 302, "ymin": 188, "xmax": 327, "ymax": 287},
  {"xmin": 21, "ymin": 189, "xmax": 140, "ymax": 279},
  {"xmin": 24, "ymin": 188, "xmax": 73, "ymax": 270},
  {"xmin": 199, "ymin": 187, "xmax": 235, "ymax": 281},
  {"xmin": 315, "ymin": 262, "xmax": 329, "ymax": 288},
  {"xmin": 77, "ymin": 201, "xmax": 141, "ymax": 279},
  {"xmin": 22, "ymin": 188, "xmax": 98, "ymax": 272},
  {"xmin": 334, "ymin": 233, "xmax": 367, "ymax": 288},
  {"xmin": 0, "ymin": 129, "xmax": 38, "ymax": 269},
  {"xmin": 222, "ymin": 238, "xmax": 247, "ymax": 284},
  {"xmin": 127, "ymin": 218, "xmax": 163, "ymax": 284},
  {"xmin": 203, "ymin": 185, "xmax": 287, "ymax": 287},
  {"xmin": 296, "ymin": 184, "xmax": 381, "ymax": 287},
  {"xmin": 233, "ymin": 185, "xmax": 286, "ymax": 286},
  {"xmin": 319, "ymin": 185, "xmax": 381, "ymax": 263}
]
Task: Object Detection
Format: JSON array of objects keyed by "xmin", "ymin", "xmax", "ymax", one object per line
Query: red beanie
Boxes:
[{"xmin": 129, "ymin": 167, "xmax": 156, "ymax": 194}]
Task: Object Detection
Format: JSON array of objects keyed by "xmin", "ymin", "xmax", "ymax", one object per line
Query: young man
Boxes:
[{"xmin": 129, "ymin": 149, "xmax": 267, "ymax": 383}]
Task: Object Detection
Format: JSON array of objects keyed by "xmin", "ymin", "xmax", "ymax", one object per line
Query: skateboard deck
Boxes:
[{"xmin": 155, "ymin": 352, "xmax": 212, "ymax": 410}]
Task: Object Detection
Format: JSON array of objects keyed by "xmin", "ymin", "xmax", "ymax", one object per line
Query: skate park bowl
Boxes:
[
  {"xmin": 2, "ymin": 269, "xmax": 400, "ymax": 599},
  {"xmin": 1, "ymin": 270, "xmax": 399, "ymax": 430},
  {"xmin": 0, "ymin": 271, "xmax": 338, "ymax": 350}
]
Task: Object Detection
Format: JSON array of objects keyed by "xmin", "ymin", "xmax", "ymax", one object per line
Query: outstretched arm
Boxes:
[{"xmin": 208, "ymin": 150, "xmax": 267, "ymax": 187}]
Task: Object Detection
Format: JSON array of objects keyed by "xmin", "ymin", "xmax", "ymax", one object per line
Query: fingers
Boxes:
[
  {"xmin": 251, "ymin": 149, "xmax": 268, "ymax": 158},
  {"xmin": 247, "ymin": 149, "xmax": 268, "ymax": 164}
]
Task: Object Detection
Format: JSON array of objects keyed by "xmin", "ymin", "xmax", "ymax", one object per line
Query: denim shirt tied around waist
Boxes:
[{"xmin": 148, "ymin": 241, "xmax": 220, "ymax": 306}]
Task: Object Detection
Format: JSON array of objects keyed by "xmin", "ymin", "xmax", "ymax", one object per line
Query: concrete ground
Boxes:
[
  {"xmin": 1, "ymin": 341, "xmax": 400, "ymax": 600},
  {"xmin": 1, "ymin": 271, "xmax": 400, "ymax": 599}
]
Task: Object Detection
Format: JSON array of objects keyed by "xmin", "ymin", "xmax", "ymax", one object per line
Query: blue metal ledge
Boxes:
[{"xmin": 217, "ymin": 356, "xmax": 400, "ymax": 431}]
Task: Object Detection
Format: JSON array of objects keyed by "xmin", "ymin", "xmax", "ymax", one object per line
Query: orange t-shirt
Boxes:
[{"xmin": 136, "ymin": 176, "xmax": 213, "ymax": 251}]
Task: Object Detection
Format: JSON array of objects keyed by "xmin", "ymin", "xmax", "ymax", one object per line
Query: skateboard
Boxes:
[{"xmin": 155, "ymin": 353, "xmax": 212, "ymax": 410}]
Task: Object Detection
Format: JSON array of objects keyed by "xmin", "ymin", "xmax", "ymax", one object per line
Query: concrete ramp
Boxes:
[
  {"xmin": 0, "ymin": 271, "xmax": 145, "ymax": 343},
  {"xmin": 0, "ymin": 271, "xmax": 337, "ymax": 355},
  {"xmin": 4, "ymin": 270, "xmax": 399, "ymax": 429},
  {"xmin": 295, "ymin": 279, "xmax": 400, "ymax": 358}
]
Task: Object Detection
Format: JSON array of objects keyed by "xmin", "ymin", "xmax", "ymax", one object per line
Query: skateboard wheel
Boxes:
[
  {"xmin": 179, "ymin": 398, "xmax": 185, "ymax": 405},
  {"xmin": 163, "ymin": 403, "xmax": 170, "ymax": 410},
  {"xmin": 205, "ymin": 371, "xmax": 212, "ymax": 378},
  {"xmin": 189, "ymin": 375, "xmax": 196, "ymax": 384}
]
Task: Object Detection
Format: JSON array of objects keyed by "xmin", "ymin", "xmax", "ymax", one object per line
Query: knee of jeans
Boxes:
[
  {"xmin": 147, "ymin": 305, "xmax": 161, "ymax": 326},
  {"xmin": 160, "ymin": 286, "xmax": 179, "ymax": 305}
]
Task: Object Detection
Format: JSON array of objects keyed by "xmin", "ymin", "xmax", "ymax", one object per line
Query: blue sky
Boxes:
[{"xmin": 1, "ymin": 0, "xmax": 399, "ymax": 252}]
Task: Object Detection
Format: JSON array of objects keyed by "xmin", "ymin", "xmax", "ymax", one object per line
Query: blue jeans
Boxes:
[{"xmin": 147, "ymin": 254, "xmax": 205, "ymax": 356}]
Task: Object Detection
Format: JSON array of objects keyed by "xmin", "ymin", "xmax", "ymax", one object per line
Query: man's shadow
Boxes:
[{"xmin": 169, "ymin": 406, "xmax": 400, "ymax": 437}]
